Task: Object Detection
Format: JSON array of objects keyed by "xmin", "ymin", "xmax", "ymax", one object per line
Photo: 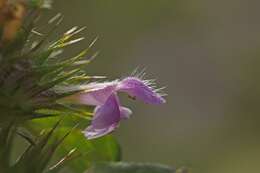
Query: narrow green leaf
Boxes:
[{"xmin": 52, "ymin": 129, "xmax": 121, "ymax": 172}]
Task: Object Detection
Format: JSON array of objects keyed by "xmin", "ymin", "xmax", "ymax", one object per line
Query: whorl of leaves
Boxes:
[
  {"xmin": 0, "ymin": 1, "xmax": 108, "ymax": 172},
  {"xmin": 0, "ymin": 0, "xmax": 98, "ymax": 125}
]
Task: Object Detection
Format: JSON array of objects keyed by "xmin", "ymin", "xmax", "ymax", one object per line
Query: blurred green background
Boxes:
[{"xmin": 48, "ymin": 0, "xmax": 260, "ymax": 172}]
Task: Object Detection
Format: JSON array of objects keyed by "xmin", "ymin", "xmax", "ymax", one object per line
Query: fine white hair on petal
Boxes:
[
  {"xmin": 132, "ymin": 68, "xmax": 147, "ymax": 80},
  {"xmin": 122, "ymin": 68, "xmax": 167, "ymax": 98},
  {"xmin": 118, "ymin": 76, "xmax": 166, "ymax": 104},
  {"xmin": 154, "ymin": 86, "xmax": 167, "ymax": 97}
]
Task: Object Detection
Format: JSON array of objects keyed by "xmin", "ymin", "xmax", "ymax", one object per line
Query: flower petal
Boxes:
[
  {"xmin": 84, "ymin": 123, "xmax": 117, "ymax": 140},
  {"xmin": 77, "ymin": 82, "xmax": 117, "ymax": 105},
  {"xmin": 120, "ymin": 106, "xmax": 132, "ymax": 119},
  {"xmin": 117, "ymin": 77, "xmax": 166, "ymax": 104},
  {"xmin": 83, "ymin": 93, "xmax": 121, "ymax": 139}
]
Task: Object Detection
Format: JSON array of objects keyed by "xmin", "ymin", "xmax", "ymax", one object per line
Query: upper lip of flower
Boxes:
[{"xmin": 74, "ymin": 76, "xmax": 166, "ymax": 139}]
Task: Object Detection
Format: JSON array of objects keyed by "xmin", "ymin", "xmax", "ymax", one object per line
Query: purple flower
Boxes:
[{"xmin": 75, "ymin": 77, "xmax": 166, "ymax": 139}]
